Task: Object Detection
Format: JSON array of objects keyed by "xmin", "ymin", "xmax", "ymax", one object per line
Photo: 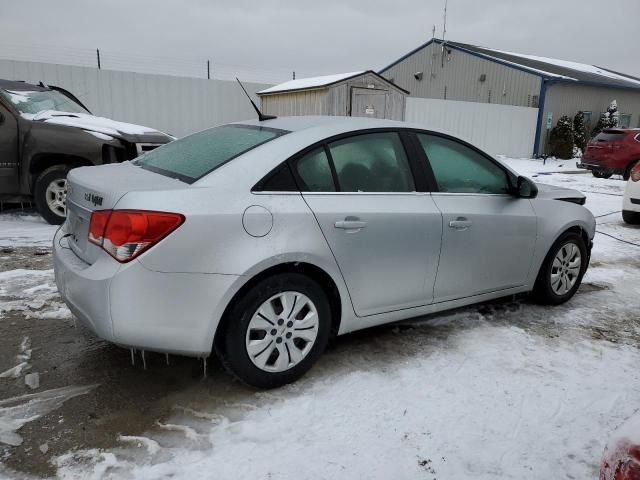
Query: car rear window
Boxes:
[
  {"xmin": 135, "ymin": 124, "xmax": 288, "ymax": 183},
  {"xmin": 595, "ymin": 130, "xmax": 627, "ymax": 142}
]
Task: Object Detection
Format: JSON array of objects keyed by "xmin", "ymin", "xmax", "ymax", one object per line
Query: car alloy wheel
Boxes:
[
  {"xmin": 45, "ymin": 178, "xmax": 68, "ymax": 218},
  {"xmin": 245, "ymin": 291, "xmax": 319, "ymax": 372},
  {"xmin": 550, "ymin": 242, "xmax": 582, "ymax": 296}
]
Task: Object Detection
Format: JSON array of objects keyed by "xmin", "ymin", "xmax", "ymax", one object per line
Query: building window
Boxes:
[
  {"xmin": 619, "ymin": 113, "xmax": 632, "ymax": 128},
  {"xmin": 531, "ymin": 95, "xmax": 539, "ymax": 108},
  {"xmin": 582, "ymin": 111, "xmax": 592, "ymax": 130}
]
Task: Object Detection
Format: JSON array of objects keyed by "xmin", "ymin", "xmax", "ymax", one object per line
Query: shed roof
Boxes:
[
  {"xmin": 258, "ymin": 70, "xmax": 409, "ymax": 95},
  {"xmin": 380, "ymin": 39, "xmax": 640, "ymax": 91}
]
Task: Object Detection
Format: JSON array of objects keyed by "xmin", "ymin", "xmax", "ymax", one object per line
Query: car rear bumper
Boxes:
[
  {"xmin": 53, "ymin": 228, "xmax": 241, "ymax": 357},
  {"xmin": 576, "ymin": 161, "xmax": 623, "ymax": 175}
]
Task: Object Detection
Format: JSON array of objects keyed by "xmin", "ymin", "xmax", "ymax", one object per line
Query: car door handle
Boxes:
[
  {"xmin": 335, "ymin": 218, "xmax": 367, "ymax": 230},
  {"xmin": 449, "ymin": 218, "xmax": 472, "ymax": 230}
]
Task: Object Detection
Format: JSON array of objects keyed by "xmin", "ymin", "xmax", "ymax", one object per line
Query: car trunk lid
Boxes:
[{"xmin": 65, "ymin": 162, "xmax": 187, "ymax": 264}]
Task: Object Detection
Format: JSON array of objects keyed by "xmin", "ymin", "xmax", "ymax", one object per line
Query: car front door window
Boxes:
[{"xmin": 416, "ymin": 134, "xmax": 509, "ymax": 194}]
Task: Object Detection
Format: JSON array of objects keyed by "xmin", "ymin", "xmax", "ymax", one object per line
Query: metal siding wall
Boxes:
[
  {"xmin": 539, "ymin": 83, "xmax": 640, "ymax": 153},
  {"xmin": 405, "ymin": 97, "xmax": 538, "ymax": 157},
  {"xmin": 261, "ymin": 89, "xmax": 328, "ymax": 116},
  {"xmin": 0, "ymin": 59, "xmax": 271, "ymax": 137},
  {"xmin": 382, "ymin": 42, "xmax": 542, "ymax": 107}
]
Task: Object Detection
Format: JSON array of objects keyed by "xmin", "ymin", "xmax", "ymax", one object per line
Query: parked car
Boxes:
[
  {"xmin": 579, "ymin": 129, "xmax": 640, "ymax": 180},
  {"xmin": 0, "ymin": 79, "xmax": 173, "ymax": 224},
  {"xmin": 623, "ymin": 161, "xmax": 640, "ymax": 224},
  {"xmin": 53, "ymin": 116, "xmax": 595, "ymax": 388},
  {"xmin": 600, "ymin": 413, "xmax": 640, "ymax": 480}
]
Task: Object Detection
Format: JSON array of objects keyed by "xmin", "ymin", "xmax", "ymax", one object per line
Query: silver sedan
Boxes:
[{"xmin": 53, "ymin": 116, "xmax": 595, "ymax": 388}]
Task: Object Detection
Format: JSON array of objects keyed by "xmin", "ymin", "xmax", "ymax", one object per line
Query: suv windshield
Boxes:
[
  {"xmin": 0, "ymin": 88, "xmax": 88, "ymax": 115},
  {"xmin": 135, "ymin": 124, "xmax": 288, "ymax": 183}
]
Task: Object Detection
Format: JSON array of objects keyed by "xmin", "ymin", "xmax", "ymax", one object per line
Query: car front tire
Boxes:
[
  {"xmin": 532, "ymin": 231, "xmax": 588, "ymax": 305},
  {"xmin": 218, "ymin": 273, "xmax": 332, "ymax": 389},
  {"xmin": 622, "ymin": 210, "xmax": 640, "ymax": 225},
  {"xmin": 34, "ymin": 165, "xmax": 71, "ymax": 225}
]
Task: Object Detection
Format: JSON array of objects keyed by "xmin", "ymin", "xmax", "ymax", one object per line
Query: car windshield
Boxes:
[
  {"xmin": 135, "ymin": 124, "xmax": 288, "ymax": 183},
  {"xmin": 0, "ymin": 88, "xmax": 88, "ymax": 115}
]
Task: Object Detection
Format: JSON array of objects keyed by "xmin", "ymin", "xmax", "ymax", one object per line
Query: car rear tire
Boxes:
[
  {"xmin": 218, "ymin": 273, "xmax": 332, "ymax": 389},
  {"xmin": 532, "ymin": 231, "xmax": 588, "ymax": 305},
  {"xmin": 622, "ymin": 210, "xmax": 640, "ymax": 225},
  {"xmin": 592, "ymin": 171, "xmax": 612, "ymax": 179},
  {"xmin": 623, "ymin": 161, "xmax": 639, "ymax": 181},
  {"xmin": 34, "ymin": 165, "xmax": 71, "ymax": 225}
]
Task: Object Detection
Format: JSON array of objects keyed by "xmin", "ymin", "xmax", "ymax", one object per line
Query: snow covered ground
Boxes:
[{"xmin": 0, "ymin": 157, "xmax": 639, "ymax": 479}]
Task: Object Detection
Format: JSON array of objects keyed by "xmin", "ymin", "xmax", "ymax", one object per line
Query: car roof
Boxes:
[
  {"xmin": 235, "ymin": 115, "xmax": 406, "ymax": 132},
  {"xmin": 0, "ymin": 79, "xmax": 50, "ymax": 92},
  {"xmin": 234, "ymin": 115, "xmax": 452, "ymax": 137}
]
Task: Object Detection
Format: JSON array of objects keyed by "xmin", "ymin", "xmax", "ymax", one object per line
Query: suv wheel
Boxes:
[
  {"xmin": 34, "ymin": 166, "xmax": 71, "ymax": 225},
  {"xmin": 218, "ymin": 273, "xmax": 331, "ymax": 389},
  {"xmin": 592, "ymin": 171, "xmax": 612, "ymax": 179},
  {"xmin": 532, "ymin": 232, "xmax": 588, "ymax": 305}
]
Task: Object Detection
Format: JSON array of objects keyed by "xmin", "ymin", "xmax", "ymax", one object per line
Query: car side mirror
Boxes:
[{"xmin": 516, "ymin": 175, "xmax": 538, "ymax": 199}]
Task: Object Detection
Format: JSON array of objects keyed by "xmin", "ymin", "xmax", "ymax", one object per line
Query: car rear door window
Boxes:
[
  {"xmin": 296, "ymin": 148, "xmax": 336, "ymax": 192},
  {"xmin": 136, "ymin": 124, "xmax": 287, "ymax": 184},
  {"xmin": 416, "ymin": 133, "xmax": 509, "ymax": 194},
  {"xmin": 328, "ymin": 132, "xmax": 415, "ymax": 192}
]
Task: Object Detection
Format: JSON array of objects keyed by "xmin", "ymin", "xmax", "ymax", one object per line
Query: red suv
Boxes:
[{"xmin": 579, "ymin": 129, "xmax": 640, "ymax": 179}]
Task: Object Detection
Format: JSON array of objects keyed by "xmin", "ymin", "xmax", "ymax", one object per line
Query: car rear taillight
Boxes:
[
  {"xmin": 631, "ymin": 163, "xmax": 640, "ymax": 183},
  {"xmin": 88, "ymin": 210, "xmax": 184, "ymax": 262}
]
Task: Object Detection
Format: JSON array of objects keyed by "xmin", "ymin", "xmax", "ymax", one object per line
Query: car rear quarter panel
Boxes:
[{"xmin": 115, "ymin": 187, "xmax": 355, "ymax": 337}]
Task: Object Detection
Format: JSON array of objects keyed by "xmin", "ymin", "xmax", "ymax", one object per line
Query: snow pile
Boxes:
[
  {"xmin": 0, "ymin": 213, "xmax": 57, "ymax": 247},
  {"xmin": 0, "ymin": 385, "xmax": 97, "ymax": 446},
  {"xmin": 0, "ymin": 269, "xmax": 70, "ymax": 321}
]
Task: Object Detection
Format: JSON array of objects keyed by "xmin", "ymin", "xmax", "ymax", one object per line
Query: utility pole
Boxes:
[
  {"xmin": 96, "ymin": 49, "xmax": 101, "ymax": 70},
  {"xmin": 293, "ymin": 71, "xmax": 296, "ymax": 80},
  {"xmin": 207, "ymin": 60, "xmax": 211, "ymax": 79}
]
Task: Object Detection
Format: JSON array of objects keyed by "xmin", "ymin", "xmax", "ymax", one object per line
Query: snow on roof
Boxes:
[
  {"xmin": 473, "ymin": 53, "xmax": 577, "ymax": 81},
  {"xmin": 258, "ymin": 71, "xmax": 365, "ymax": 94},
  {"xmin": 493, "ymin": 49, "xmax": 640, "ymax": 86}
]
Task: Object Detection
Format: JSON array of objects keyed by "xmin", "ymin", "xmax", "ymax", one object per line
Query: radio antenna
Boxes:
[
  {"xmin": 235, "ymin": 77, "xmax": 276, "ymax": 122},
  {"xmin": 442, "ymin": 0, "xmax": 448, "ymax": 42}
]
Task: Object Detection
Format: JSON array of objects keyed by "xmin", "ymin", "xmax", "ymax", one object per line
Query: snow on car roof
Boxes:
[
  {"xmin": 22, "ymin": 110, "xmax": 161, "ymax": 136},
  {"xmin": 258, "ymin": 71, "xmax": 365, "ymax": 94}
]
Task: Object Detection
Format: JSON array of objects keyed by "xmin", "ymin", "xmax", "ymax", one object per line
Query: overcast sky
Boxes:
[{"xmin": 1, "ymin": 0, "xmax": 638, "ymax": 82}]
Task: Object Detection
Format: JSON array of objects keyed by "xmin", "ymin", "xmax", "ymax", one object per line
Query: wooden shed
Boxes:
[{"xmin": 257, "ymin": 70, "xmax": 409, "ymax": 121}]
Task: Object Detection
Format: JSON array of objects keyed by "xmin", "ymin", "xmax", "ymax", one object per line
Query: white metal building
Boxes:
[{"xmin": 380, "ymin": 39, "xmax": 640, "ymax": 155}]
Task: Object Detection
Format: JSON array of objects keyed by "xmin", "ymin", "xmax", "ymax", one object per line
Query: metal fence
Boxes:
[
  {"xmin": 405, "ymin": 97, "xmax": 539, "ymax": 158},
  {"xmin": 0, "ymin": 59, "xmax": 273, "ymax": 137}
]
